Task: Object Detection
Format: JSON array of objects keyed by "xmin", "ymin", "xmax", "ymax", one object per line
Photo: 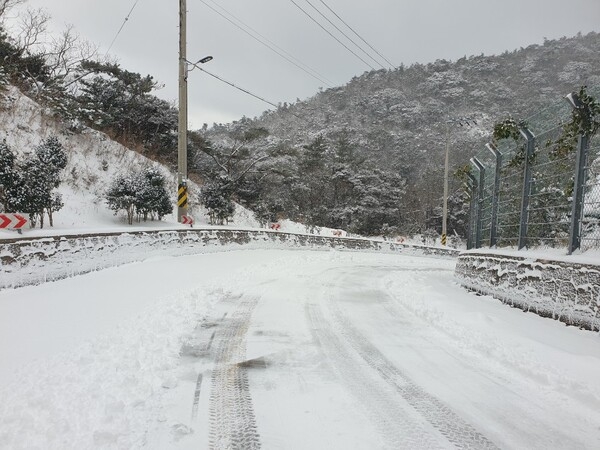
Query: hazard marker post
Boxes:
[{"xmin": 0, "ymin": 213, "xmax": 28, "ymax": 230}]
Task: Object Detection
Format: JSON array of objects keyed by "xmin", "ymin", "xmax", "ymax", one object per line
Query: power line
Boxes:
[
  {"xmin": 317, "ymin": 0, "xmax": 395, "ymax": 69},
  {"xmin": 199, "ymin": 0, "xmax": 333, "ymax": 87},
  {"xmin": 303, "ymin": 0, "xmax": 387, "ymax": 70},
  {"xmin": 105, "ymin": 0, "xmax": 141, "ymax": 56},
  {"xmin": 189, "ymin": 61, "xmax": 279, "ymax": 109},
  {"xmin": 189, "ymin": 63, "xmax": 309, "ymax": 122},
  {"xmin": 287, "ymin": 0, "xmax": 376, "ymax": 71}
]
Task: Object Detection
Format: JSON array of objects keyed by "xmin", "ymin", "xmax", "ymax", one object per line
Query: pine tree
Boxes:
[
  {"xmin": 201, "ymin": 180, "xmax": 235, "ymax": 225},
  {"xmin": 106, "ymin": 173, "xmax": 139, "ymax": 225},
  {"xmin": 31, "ymin": 137, "xmax": 67, "ymax": 227},
  {"xmin": 135, "ymin": 168, "xmax": 172, "ymax": 221},
  {"xmin": 0, "ymin": 139, "xmax": 17, "ymax": 212},
  {"xmin": 106, "ymin": 168, "xmax": 172, "ymax": 224}
]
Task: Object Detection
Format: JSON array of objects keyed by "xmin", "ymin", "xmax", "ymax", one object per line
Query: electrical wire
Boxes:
[
  {"xmin": 287, "ymin": 0, "xmax": 376, "ymax": 71},
  {"xmin": 105, "ymin": 0, "xmax": 142, "ymax": 56},
  {"xmin": 317, "ymin": 0, "xmax": 395, "ymax": 69},
  {"xmin": 303, "ymin": 0, "xmax": 387, "ymax": 70},
  {"xmin": 189, "ymin": 62, "xmax": 278, "ymax": 109},
  {"xmin": 189, "ymin": 63, "xmax": 309, "ymax": 122},
  {"xmin": 199, "ymin": 0, "xmax": 333, "ymax": 87}
]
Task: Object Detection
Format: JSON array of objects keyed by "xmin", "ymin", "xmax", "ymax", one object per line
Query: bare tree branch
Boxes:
[
  {"xmin": 229, "ymin": 155, "xmax": 269, "ymax": 186},
  {"xmin": 45, "ymin": 25, "xmax": 99, "ymax": 84},
  {"xmin": 15, "ymin": 7, "xmax": 49, "ymax": 53},
  {"xmin": 0, "ymin": 0, "xmax": 26, "ymax": 21}
]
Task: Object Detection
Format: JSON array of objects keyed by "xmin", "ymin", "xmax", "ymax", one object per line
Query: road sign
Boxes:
[
  {"xmin": 181, "ymin": 215, "xmax": 194, "ymax": 225},
  {"xmin": 0, "ymin": 213, "xmax": 28, "ymax": 229},
  {"xmin": 178, "ymin": 183, "xmax": 188, "ymax": 208}
]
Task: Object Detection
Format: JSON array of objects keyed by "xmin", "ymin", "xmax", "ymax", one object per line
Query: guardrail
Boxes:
[{"xmin": 0, "ymin": 228, "xmax": 458, "ymax": 290}]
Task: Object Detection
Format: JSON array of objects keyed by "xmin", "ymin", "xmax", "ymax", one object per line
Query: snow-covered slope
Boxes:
[{"xmin": 0, "ymin": 85, "xmax": 261, "ymax": 238}]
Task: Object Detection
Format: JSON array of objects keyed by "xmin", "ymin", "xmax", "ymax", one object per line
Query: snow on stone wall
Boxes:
[
  {"xmin": 455, "ymin": 253, "xmax": 600, "ymax": 331},
  {"xmin": 0, "ymin": 230, "xmax": 458, "ymax": 290}
]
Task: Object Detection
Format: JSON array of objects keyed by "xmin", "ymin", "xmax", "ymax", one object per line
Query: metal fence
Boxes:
[{"xmin": 466, "ymin": 85, "xmax": 600, "ymax": 254}]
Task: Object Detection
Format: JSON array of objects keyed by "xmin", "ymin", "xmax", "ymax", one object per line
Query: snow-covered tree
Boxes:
[
  {"xmin": 106, "ymin": 173, "xmax": 139, "ymax": 225},
  {"xmin": 74, "ymin": 61, "xmax": 177, "ymax": 153},
  {"xmin": 0, "ymin": 137, "xmax": 66, "ymax": 227},
  {"xmin": 106, "ymin": 168, "xmax": 172, "ymax": 225},
  {"xmin": 200, "ymin": 179, "xmax": 235, "ymax": 225},
  {"xmin": 0, "ymin": 139, "xmax": 17, "ymax": 212},
  {"xmin": 135, "ymin": 168, "xmax": 172, "ymax": 221}
]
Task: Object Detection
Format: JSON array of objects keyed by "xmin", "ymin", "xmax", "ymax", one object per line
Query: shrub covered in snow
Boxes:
[{"xmin": 106, "ymin": 168, "xmax": 172, "ymax": 225}]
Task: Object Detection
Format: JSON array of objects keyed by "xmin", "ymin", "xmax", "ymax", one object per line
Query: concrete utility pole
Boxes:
[
  {"xmin": 442, "ymin": 115, "xmax": 477, "ymax": 246},
  {"xmin": 177, "ymin": 0, "xmax": 188, "ymax": 223},
  {"xmin": 442, "ymin": 121, "xmax": 450, "ymax": 246}
]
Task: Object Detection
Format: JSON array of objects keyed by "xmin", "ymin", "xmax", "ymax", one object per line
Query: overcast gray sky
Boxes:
[{"xmin": 18, "ymin": 0, "xmax": 600, "ymax": 128}]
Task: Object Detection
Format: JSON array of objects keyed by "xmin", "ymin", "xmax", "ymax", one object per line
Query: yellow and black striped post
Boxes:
[
  {"xmin": 178, "ymin": 183, "xmax": 188, "ymax": 208},
  {"xmin": 178, "ymin": 182, "xmax": 188, "ymax": 221},
  {"xmin": 441, "ymin": 233, "xmax": 447, "ymax": 246}
]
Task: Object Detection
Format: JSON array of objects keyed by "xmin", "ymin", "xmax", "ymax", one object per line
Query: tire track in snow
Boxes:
[
  {"xmin": 306, "ymin": 303, "xmax": 445, "ymax": 450},
  {"xmin": 326, "ymin": 298, "xmax": 499, "ymax": 450},
  {"xmin": 208, "ymin": 296, "xmax": 261, "ymax": 450},
  {"xmin": 191, "ymin": 373, "xmax": 203, "ymax": 421}
]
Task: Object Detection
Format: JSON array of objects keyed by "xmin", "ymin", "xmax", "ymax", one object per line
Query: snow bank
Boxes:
[
  {"xmin": 455, "ymin": 252, "xmax": 600, "ymax": 331},
  {"xmin": 0, "ymin": 229, "xmax": 458, "ymax": 290}
]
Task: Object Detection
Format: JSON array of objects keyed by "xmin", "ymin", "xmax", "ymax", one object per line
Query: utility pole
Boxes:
[
  {"xmin": 442, "ymin": 121, "xmax": 450, "ymax": 246},
  {"xmin": 177, "ymin": 0, "xmax": 188, "ymax": 223},
  {"xmin": 442, "ymin": 115, "xmax": 477, "ymax": 246}
]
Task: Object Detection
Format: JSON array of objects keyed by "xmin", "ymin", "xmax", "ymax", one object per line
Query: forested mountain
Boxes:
[{"xmin": 201, "ymin": 32, "xmax": 600, "ymax": 237}]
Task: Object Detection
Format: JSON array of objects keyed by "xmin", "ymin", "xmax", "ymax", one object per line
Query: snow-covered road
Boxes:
[{"xmin": 1, "ymin": 250, "xmax": 600, "ymax": 449}]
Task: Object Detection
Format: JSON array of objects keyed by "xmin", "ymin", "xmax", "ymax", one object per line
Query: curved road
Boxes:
[
  {"xmin": 158, "ymin": 251, "xmax": 600, "ymax": 449},
  {"xmin": 1, "ymin": 250, "xmax": 599, "ymax": 449}
]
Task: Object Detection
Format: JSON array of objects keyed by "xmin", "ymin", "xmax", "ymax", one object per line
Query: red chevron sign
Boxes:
[
  {"xmin": 181, "ymin": 215, "xmax": 194, "ymax": 225},
  {"xmin": 0, "ymin": 213, "xmax": 28, "ymax": 229}
]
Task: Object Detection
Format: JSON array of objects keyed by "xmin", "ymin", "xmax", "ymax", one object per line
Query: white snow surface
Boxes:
[{"xmin": 1, "ymin": 250, "xmax": 599, "ymax": 449}]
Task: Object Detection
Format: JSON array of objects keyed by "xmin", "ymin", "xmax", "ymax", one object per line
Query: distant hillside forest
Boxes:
[
  {"xmin": 204, "ymin": 32, "xmax": 600, "ymax": 237},
  {"xmin": 1, "ymin": 0, "xmax": 598, "ymax": 236}
]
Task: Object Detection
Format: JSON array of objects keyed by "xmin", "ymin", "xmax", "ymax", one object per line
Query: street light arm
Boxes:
[{"xmin": 185, "ymin": 56, "xmax": 213, "ymax": 74}]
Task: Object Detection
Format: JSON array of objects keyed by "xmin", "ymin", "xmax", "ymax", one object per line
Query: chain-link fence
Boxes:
[
  {"xmin": 582, "ymin": 130, "xmax": 600, "ymax": 251},
  {"xmin": 467, "ymin": 85, "xmax": 599, "ymax": 254}
]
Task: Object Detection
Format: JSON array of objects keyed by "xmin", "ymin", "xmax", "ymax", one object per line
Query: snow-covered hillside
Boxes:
[{"xmin": 0, "ymin": 85, "xmax": 264, "ymax": 236}]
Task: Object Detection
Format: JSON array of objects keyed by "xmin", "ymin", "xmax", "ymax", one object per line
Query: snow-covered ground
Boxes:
[{"xmin": 1, "ymin": 249, "xmax": 599, "ymax": 449}]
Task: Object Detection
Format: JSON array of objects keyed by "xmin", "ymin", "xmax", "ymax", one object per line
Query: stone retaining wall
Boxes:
[
  {"xmin": 0, "ymin": 229, "xmax": 458, "ymax": 290},
  {"xmin": 455, "ymin": 252, "xmax": 600, "ymax": 331}
]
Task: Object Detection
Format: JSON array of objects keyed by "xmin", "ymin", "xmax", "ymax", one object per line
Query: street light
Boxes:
[
  {"xmin": 442, "ymin": 115, "xmax": 477, "ymax": 246},
  {"xmin": 187, "ymin": 56, "xmax": 213, "ymax": 76},
  {"xmin": 565, "ymin": 92, "xmax": 583, "ymax": 109},
  {"xmin": 177, "ymin": 0, "xmax": 213, "ymax": 223}
]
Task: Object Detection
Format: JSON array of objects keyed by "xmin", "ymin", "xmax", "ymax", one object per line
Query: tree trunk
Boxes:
[{"xmin": 127, "ymin": 205, "xmax": 134, "ymax": 225}]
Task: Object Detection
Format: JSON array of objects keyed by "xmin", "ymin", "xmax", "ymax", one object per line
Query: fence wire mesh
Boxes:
[
  {"xmin": 468, "ymin": 85, "xmax": 600, "ymax": 254},
  {"xmin": 524, "ymin": 100, "xmax": 574, "ymax": 249},
  {"xmin": 582, "ymin": 133, "xmax": 600, "ymax": 250}
]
